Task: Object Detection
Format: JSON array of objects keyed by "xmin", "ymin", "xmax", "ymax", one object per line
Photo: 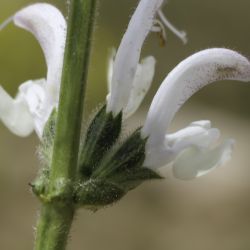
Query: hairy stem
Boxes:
[
  {"xmin": 34, "ymin": 205, "xmax": 74, "ymax": 250},
  {"xmin": 34, "ymin": 0, "xmax": 96, "ymax": 249}
]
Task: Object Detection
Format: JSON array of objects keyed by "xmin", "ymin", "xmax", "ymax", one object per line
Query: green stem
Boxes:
[
  {"xmin": 34, "ymin": 0, "xmax": 96, "ymax": 249},
  {"xmin": 34, "ymin": 205, "xmax": 74, "ymax": 250},
  {"xmin": 50, "ymin": 0, "xmax": 97, "ymax": 183}
]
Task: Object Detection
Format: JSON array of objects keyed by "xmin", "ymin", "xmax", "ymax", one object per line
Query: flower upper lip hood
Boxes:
[
  {"xmin": 0, "ymin": 3, "xmax": 66, "ymax": 138},
  {"xmin": 142, "ymin": 48, "xmax": 250, "ymax": 143},
  {"xmin": 106, "ymin": 0, "xmax": 164, "ymax": 117}
]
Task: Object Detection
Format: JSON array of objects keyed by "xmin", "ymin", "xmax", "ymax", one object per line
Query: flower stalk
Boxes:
[{"xmin": 34, "ymin": 0, "xmax": 97, "ymax": 249}]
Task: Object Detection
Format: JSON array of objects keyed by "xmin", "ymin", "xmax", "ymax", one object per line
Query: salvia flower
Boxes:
[
  {"xmin": 0, "ymin": 4, "xmax": 66, "ymax": 138},
  {"xmin": 1, "ymin": 1, "xmax": 250, "ymax": 209},
  {"xmin": 141, "ymin": 48, "xmax": 250, "ymax": 180}
]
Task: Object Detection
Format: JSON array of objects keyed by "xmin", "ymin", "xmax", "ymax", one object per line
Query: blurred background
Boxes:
[{"xmin": 1, "ymin": 0, "xmax": 250, "ymax": 249}]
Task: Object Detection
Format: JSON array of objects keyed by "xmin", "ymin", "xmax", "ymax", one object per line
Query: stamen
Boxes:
[
  {"xmin": 0, "ymin": 16, "xmax": 13, "ymax": 31},
  {"xmin": 151, "ymin": 19, "xmax": 167, "ymax": 47},
  {"xmin": 157, "ymin": 9, "xmax": 187, "ymax": 44}
]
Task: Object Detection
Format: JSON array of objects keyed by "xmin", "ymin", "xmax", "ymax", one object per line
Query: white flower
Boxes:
[
  {"xmin": 141, "ymin": 48, "xmax": 250, "ymax": 179},
  {"xmin": 0, "ymin": 3, "xmax": 66, "ymax": 138},
  {"xmin": 107, "ymin": 0, "xmax": 250, "ymax": 179},
  {"xmin": 107, "ymin": 0, "xmax": 187, "ymax": 118}
]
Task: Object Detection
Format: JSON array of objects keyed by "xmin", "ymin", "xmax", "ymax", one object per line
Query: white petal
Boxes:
[
  {"xmin": 190, "ymin": 120, "xmax": 211, "ymax": 129},
  {"xmin": 107, "ymin": 52, "xmax": 156, "ymax": 118},
  {"xmin": 144, "ymin": 120, "xmax": 220, "ymax": 168},
  {"xmin": 18, "ymin": 80, "xmax": 51, "ymax": 138},
  {"xmin": 172, "ymin": 139, "xmax": 235, "ymax": 180},
  {"xmin": 0, "ymin": 86, "xmax": 34, "ymax": 137},
  {"xmin": 142, "ymin": 48, "xmax": 250, "ymax": 144},
  {"xmin": 166, "ymin": 122, "xmax": 220, "ymax": 152},
  {"xmin": 107, "ymin": 0, "xmax": 163, "ymax": 115},
  {"xmin": 123, "ymin": 56, "xmax": 156, "ymax": 118},
  {"xmin": 13, "ymin": 3, "xmax": 66, "ymax": 104},
  {"xmin": 19, "ymin": 80, "xmax": 46, "ymax": 115},
  {"xmin": 107, "ymin": 48, "xmax": 116, "ymax": 93},
  {"xmin": 106, "ymin": 49, "xmax": 116, "ymax": 106}
]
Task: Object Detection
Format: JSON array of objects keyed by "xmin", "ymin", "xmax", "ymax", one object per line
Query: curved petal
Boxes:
[
  {"xmin": 13, "ymin": 3, "xmax": 66, "ymax": 104},
  {"xmin": 172, "ymin": 139, "xmax": 234, "ymax": 180},
  {"xmin": 142, "ymin": 48, "xmax": 250, "ymax": 145},
  {"xmin": 107, "ymin": 0, "xmax": 163, "ymax": 115},
  {"xmin": 144, "ymin": 120, "xmax": 220, "ymax": 168},
  {"xmin": 0, "ymin": 86, "xmax": 34, "ymax": 136},
  {"xmin": 123, "ymin": 56, "xmax": 156, "ymax": 118}
]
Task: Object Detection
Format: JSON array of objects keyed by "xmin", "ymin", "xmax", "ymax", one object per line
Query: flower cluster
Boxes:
[
  {"xmin": 106, "ymin": 0, "xmax": 250, "ymax": 180},
  {"xmin": 1, "ymin": 0, "xmax": 250, "ymax": 207}
]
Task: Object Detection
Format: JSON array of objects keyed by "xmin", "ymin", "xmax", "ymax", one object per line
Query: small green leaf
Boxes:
[
  {"xmin": 111, "ymin": 167, "xmax": 162, "ymax": 192},
  {"xmin": 74, "ymin": 179, "xmax": 125, "ymax": 209},
  {"xmin": 93, "ymin": 129, "xmax": 146, "ymax": 178},
  {"xmin": 79, "ymin": 105, "xmax": 122, "ymax": 177}
]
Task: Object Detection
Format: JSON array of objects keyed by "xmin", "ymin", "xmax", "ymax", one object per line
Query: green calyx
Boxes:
[
  {"xmin": 79, "ymin": 105, "xmax": 122, "ymax": 177},
  {"xmin": 34, "ymin": 105, "xmax": 162, "ymax": 211},
  {"xmin": 74, "ymin": 179, "xmax": 125, "ymax": 210}
]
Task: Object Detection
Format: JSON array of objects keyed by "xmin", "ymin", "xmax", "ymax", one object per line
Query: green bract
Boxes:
[
  {"xmin": 79, "ymin": 105, "xmax": 122, "ymax": 177},
  {"xmin": 34, "ymin": 105, "xmax": 161, "ymax": 210}
]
